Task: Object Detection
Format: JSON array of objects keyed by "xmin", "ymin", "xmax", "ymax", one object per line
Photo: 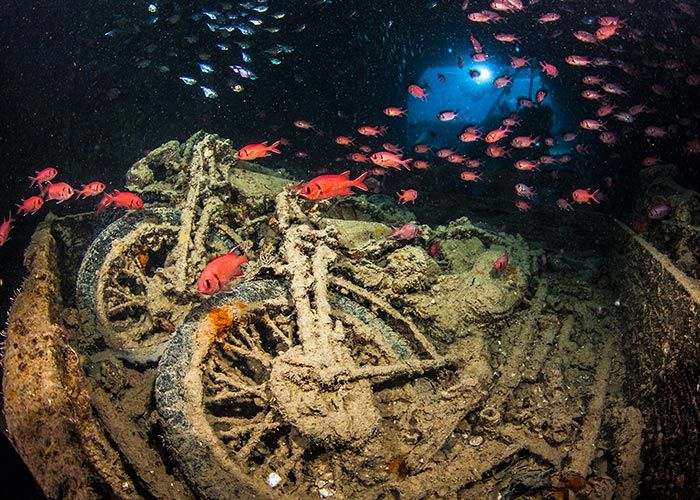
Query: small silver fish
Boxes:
[
  {"xmin": 200, "ymin": 86, "xmax": 218, "ymax": 99},
  {"xmin": 237, "ymin": 24, "xmax": 255, "ymax": 35},
  {"xmin": 229, "ymin": 65, "xmax": 255, "ymax": 79},
  {"xmin": 648, "ymin": 204, "xmax": 671, "ymax": 219},
  {"xmin": 198, "ymin": 62, "xmax": 214, "ymax": 73},
  {"xmin": 179, "ymin": 76, "xmax": 197, "ymax": 85}
]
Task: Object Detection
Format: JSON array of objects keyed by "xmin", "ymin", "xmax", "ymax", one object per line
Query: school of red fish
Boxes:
[
  {"xmin": 233, "ymin": 2, "xmax": 699, "ymax": 287},
  {"xmin": 4, "ymin": 1, "xmax": 699, "ymax": 294},
  {"xmin": 0, "ymin": 166, "xmax": 144, "ymax": 251}
]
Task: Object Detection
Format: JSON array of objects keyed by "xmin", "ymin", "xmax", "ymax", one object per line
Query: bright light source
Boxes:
[{"xmin": 471, "ymin": 66, "xmax": 492, "ymax": 83}]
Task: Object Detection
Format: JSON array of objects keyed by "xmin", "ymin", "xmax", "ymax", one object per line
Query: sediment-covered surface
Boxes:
[
  {"xmin": 612, "ymin": 220, "xmax": 700, "ymax": 497},
  {"xmin": 629, "ymin": 163, "xmax": 700, "ymax": 280},
  {"xmin": 4, "ymin": 133, "xmax": 691, "ymax": 499}
]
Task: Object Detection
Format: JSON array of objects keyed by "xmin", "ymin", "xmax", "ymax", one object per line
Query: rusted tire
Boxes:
[{"xmin": 155, "ymin": 279, "xmax": 461, "ymax": 499}]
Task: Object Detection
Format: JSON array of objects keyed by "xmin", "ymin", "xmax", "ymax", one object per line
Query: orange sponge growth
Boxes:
[
  {"xmin": 208, "ymin": 307, "xmax": 234, "ymax": 343},
  {"xmin": 207, "ymin": 302, "xmax": 250, "ymax": 344}
]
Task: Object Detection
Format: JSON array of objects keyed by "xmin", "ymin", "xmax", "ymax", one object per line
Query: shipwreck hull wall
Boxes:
[
  {"xmin": 612, "ymin": 220, "xmax": 700, "ymax": 496},
  {"xmin": 1, "ymin": 218, "xmax": 143, "ymax": 499}
]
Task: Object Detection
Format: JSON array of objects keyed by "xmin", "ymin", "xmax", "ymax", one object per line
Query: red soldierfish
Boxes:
[
  {"xmin": 29, "ymin": 167, "xmax": 59, "ymax": 188},
  {"xmin": 556, "ymin": 198, "xmax": 574, "ymax": 211},
  {"xmin": 294, "ymin": 120, "xmax": 315, "ymax": 130},
  {"xmin": 384, "ymin": 107, "xmax": 407, "ymax": 117},
  {"xmin": 396, "ymin": 189, "xmax": 418, "ymax": 204},
  {"xmin": 572, "ymin": 188, "xmax": 604, "ymax": 204},
  {"xmin": 16, "ymin": 196, "xmax": 44, "ymax": 215},
  {"xmin": 469, "ymin": 33, "xmax": 483, "ymax": 53},
  {"xmin": 580, "ymin": 119, "xmax": 606, "ymax": 131},
  {"xmin": 459, "ymin": 127, "xmax": 482, "ymax": 142},
  {"xmin": 370, "ymin": 152, "xmax": 412, "ymax": 170},
  {"xmin": 493, "ymin": 250, "xmax": 509, "ymax": 273},
  {"xmin": 390, "ymin": 223, "xmax": 419, "ymax": 240},
  {"xmin": 511, "ymin": 135, "xmax": 539, "ymax": 148},
  {"xmin": 494, "ymin": 33, "xmax": 520, "ymax": 43},
  {"xmin": 357, "ymin": 125, "xmax": 387, "ymax": 137},
  {"xmin": 514, "ymin": 159, "xmax": 540, "ymax": 171},
  {"xmin": 573, "ymin": 31, "xmax": 598, "ymax": 43},
  {"xmin": 407, "ymin": 84, "xmax": 428, "ymax": 101},
  {"xmin": 335, "ymin": 136, "xmax": 354, "ymax": 146},
  {"xmin": 297, "ymin": 171, "xmax": 368, "ymax": 201},
  {"xmin": 565, "ymin": 55, "xmax": 591, "ymax": 66},
  {"xmin": 467, "ymin": 10, "xmax": 503, "ymax": 23},
  {"xmin": 510, "ymin": 56, "xmax": 530, "ymax": 68},
  {"xmin": 460, "ymin": 171, "xmax": 482, "ymax": 181},
  {"xmin": 644, "ymin": 126, "xmax": 669, "ymax": 138},
  {"xmin": 382, "ymin": 143, "xmax": 403, "ymax": 154},
  {"xmin": 100, "ymin": 190, "xmax": 144, "ymax": 212},
  {"xmin": 238, "ymin": 140, "xmax": 281, "ymax": 160},
  {"xmin": 0, "ymin": 213, "xmax": 14, "ymax": 246},
  {"xmin": 412, "ymin": 160, "xmax": 431, "ymax": 169},
  {"xmin": 493, "ymin": 76, "xmax": 512, "ymax": 88},
  {"xmin": 485, "ymin": 144, "xmax": 511, "ymax": 158},
  {"xmin": 540, "ymin": 61, "xmax": 559, "ymax": 77},
  {"xmin": 447, "ymin": 153, "xmax": 469, "ymax": 164},
  {"xmin": 429, "ymin": 240, "xmax": 441, "ymax": 257},
  {"xmin": 348, "ymin": 153, "xmax": 369, "ymax": 163},
  {"xmin": 197, "ymin": 249, "xmax": 248, "ymax": 295},
  {"xmin": 599, "ymin": 131, "xmax": 618, "ymax": 144},
  {"xmin": 485, "ymin": 126, "xmax": 511, "ymax": 143},
  {"xmin": 41, "ymin": 182, "xmax": 74, "ymax": 203},
  {"xmin": 514, "ymin": 200, "xmax": 531, "ymax": 211},
  {"xmin": 537, "ymin": 12, "xmax": 560, "ymax": 23},
  {"xmin": 515, "ymin": 183, "xmax": 537, "ymax": 199},
  {"xmin": 438, "ymin": 110, "xmax": 459, "ymax": 121},
  {"xmin": 502, "ymin": 116, "xmax": 520, "ymax": 127},
  {"xmin": 76, "ymin": 181, "xmax": 106, "ymax": 199}
]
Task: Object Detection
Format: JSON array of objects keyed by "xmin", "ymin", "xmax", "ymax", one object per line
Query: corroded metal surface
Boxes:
[
  {"xmin": 2, "ymin": 133, "xmax": 658, "ymax": 499},
  {"xmin": 613, "ymin": 219, "xmax": 700, "ymax": 496}
]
